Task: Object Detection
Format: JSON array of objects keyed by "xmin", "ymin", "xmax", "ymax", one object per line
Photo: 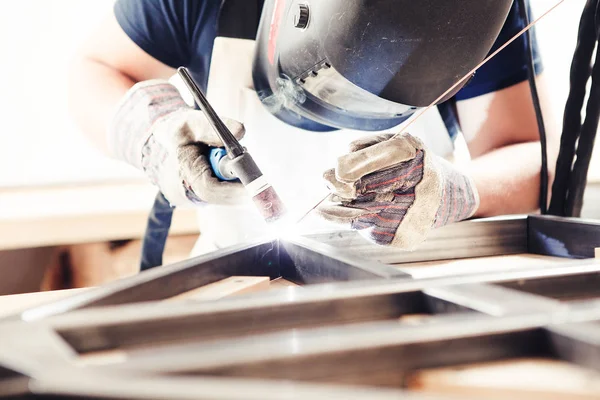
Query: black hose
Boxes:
[
  {"xmin": 549, "ymin": 0, "xmax": 598, "ymax": 216},
  {"xmin": 517, "ymin": 0, "xmax": 549, "ymax": 214},
  {"xmin": 565, "ymin": 33, "xmax": 600, "ymax": 216},
  {"xmin": 596, "ymin": 0, "xmax": 600, "ymax": 33}
]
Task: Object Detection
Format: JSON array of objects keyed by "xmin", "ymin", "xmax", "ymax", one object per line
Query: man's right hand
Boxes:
[{"xmin": 108, "ymin": 80, "xmax": 248, "ymax": 207}]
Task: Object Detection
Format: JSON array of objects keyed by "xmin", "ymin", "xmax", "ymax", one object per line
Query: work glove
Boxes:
[
  {"xmin": 317, "ymin": 133, "xmax": 480, "ymax": 249},
  {"xmin": 107, "ymin": 80, "xmax": 247, "ymax": 207}
]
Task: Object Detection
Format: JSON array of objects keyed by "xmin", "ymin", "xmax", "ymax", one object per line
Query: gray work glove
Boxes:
[
  {"xmin": 317, "ymin": 133, "xmax": 480, "ymax": 249},
  {"xmin": 108, "ymin": 80, "xmax": 247, "ymax": 207}
]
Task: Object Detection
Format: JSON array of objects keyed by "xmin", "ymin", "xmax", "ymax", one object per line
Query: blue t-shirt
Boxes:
[{"xmin": 114, "ymin": 0, "xmax": 543, "ymax": 137}]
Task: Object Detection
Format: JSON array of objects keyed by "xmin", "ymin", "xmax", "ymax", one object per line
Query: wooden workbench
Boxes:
[{"xmin": 0, "ymin": 181, "xmax": 199, "ymax": 252}]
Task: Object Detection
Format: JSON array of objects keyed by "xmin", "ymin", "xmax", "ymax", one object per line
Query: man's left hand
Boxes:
[{"xmin": 317, "ymin": 133, "xmax": 480, "ymax": 249}]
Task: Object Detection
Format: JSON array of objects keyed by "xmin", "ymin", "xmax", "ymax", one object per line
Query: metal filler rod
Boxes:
[{"xmin": 177, "ymin": 67, "xmax": 287, "ymax": 223}]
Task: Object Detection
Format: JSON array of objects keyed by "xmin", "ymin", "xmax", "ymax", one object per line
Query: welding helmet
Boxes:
[{"xmin": 252, "ymin": 0, "xmax": 515, "ymax": 132}]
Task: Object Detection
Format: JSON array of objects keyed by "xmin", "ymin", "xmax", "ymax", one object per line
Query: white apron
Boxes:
[{"xmin": 187, "ymin": 38, "xmax": 461, "ymax": 256}]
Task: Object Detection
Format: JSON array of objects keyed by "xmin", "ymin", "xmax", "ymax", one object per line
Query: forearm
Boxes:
[
  {"xmin": 468, "ymin": 140, "xmax": 553, "ymax": 217},
  {"xmin": 68, "ymin": 56, "xmax": 135, "ymax": 156},
  {"xmin": 68, "ymin": 10, "xmax": 177, "ymax": 156}
]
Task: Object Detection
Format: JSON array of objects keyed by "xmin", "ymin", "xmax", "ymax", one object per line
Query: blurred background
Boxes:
[{"xmin": 0, "ymin": 0, "xmax": 595, "ymax": 295}]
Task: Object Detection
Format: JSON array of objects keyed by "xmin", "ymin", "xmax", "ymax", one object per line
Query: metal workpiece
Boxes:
[
  {"xmin": 16, "ymin": 258, "xmax": 600, "ymax": 334},
  {"xmin": 13, "ymin": 239, "xmax": 281, "ymax": 322},
  {"xmin": 13, "ymin": 211, "xmax": 592, "ymax": 327},
  {"xmin": 423, "ymin": 283, "xmax": 563, "ymax": 316},
  {"xmin": 548, "ymin": 321, "xmax": 600, "ymax": 371},
  {"xmin": 305, "ymin": 216, "xmax": 528, "ymax": 265},
  {"xmin": 106, "ymin": 317, "xmax": 550, "ymax": 379},
  {"xmin": 51, "ymin": 289, "xmax": 424, "ymax": 354},
  {"xmin": 11, "ymin": 236, "xmax": 406, "ymax": 323},
  {"xmin": 95, "ymin": 305, "xmax": 600, "ymax": 386},
  {"xmin": 4, "ymin": 214, "xmax": 600, "ymax": 398},
  {"xmin": 43, "ymin": 261, "xmax": 600, "ymax": 355},
  {"xmin": 498, "ymin": 268, "xmax": 600, "ymax": 302},
  {"xmin": 10, "ymin": 234, "xmax": 416, "ymax": 324},
  {"xmin": 528, "ymin": 214, "xmax": 600, "ymax": 258},
  {"xmin": 279, "ymin": 236, "xmax": 409, "ymax": 282},
  {"xmin": 0, "ymin": 322, "xmax": 77, "ymax": 379}
]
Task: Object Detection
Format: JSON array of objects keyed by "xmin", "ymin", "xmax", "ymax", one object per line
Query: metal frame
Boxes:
[
  {"xmin": 2, "ymin": 214, "xmax": 600, "ymax": 398},
  {"xmin": 4, "ymin": 214, "xmax": 584, "ymax": 322}
]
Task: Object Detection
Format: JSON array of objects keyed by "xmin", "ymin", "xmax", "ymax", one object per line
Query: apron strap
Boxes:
[
  {"xmin": 437, "ymin": 99, "xmax": 461, "ymax": 142},
  {"xmin": 140, "ymin": 192, "xmax": 174, "ymax": 271}
]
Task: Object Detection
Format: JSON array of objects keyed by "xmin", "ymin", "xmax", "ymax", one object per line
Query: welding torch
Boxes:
[{"xmin": 177, "ymin": 67, "xmax": 287, "ymax": 223}]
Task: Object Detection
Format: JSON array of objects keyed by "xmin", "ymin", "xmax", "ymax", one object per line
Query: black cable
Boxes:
[
  {"xmin": 596, "ymin": 0, "xmax": 600, "ymax": 33},
  {"xmin": 517, "ymin": 0, "xmax": 549, "ymax": 214},
  {"xmin": 565, "ymin": 16, "xmax": 600, "ymax": 217},
  {"xmin": 549, "ymin": 0, "xmax": 598, "ymax": 216}
]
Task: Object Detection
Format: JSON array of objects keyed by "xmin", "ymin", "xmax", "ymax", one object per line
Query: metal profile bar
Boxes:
[
  {"xmin": 12, "ymin": 236, "xmax": 406, "ymax": 323},
  {"xmin": 424, "ymin": 283, "xmax": 562, "ymax": 316},
  {"xmin": 9, "ymin": 240, "xmax": 281, "ymax": 322},
  {"xmin": 281, "ymin": 236, "xmax": 408, "ymax": 282},
  {"xmin": 3, "ymin": 214, "xmax": 600, "ymax": 399},
  {"xmin": 305, "ymin": 216, "xmax": 528, "ymax": 264},
  {"xmin": 96, "ymin": 301, "xmax": 600, "ymax": 386},
  {"xmin": 528, "ymin": 215, "xmax": 600, "ymax": 258},
  {"xmin": 9, "ymin": 304, "xmax": 600, "ymax": 398},
  {"xmin": 104, "ymin": 315, "xmax": 559, "ymax": 384},
  {"xmin": 14, "ymin": 213, "xmax": 598, "ymax": 324},
  {"xmin": 547, "ymin": 322, "xmax": 600, "ymax": 371},
  {"xmin": 50, "ymin": 289, "xmax": 427, "ymax": 354},
  {"xmin": 0, "ymin": 323, "xmax": 77, "ymax": 377},
  {"xmin": 45, "ymin": 260, "xmax": 600, "ymax": 353},
  {"xmin": 498, "ymin": 269, "xmax": 600, "ymax": 301}
]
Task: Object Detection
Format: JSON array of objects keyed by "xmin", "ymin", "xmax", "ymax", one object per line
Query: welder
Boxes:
[{"xmin": 68, "ymin": 0, "xmax": 557, "ymax": 256}]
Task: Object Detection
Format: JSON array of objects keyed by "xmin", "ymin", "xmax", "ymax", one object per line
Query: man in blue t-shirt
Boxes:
[{"xmin": 69, "ymin": 0, "xmax": 557, "ymax": 250}]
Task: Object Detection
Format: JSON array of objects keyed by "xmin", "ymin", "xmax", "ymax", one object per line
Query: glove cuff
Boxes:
[
  {"xmin": 389, "ymin": 145, "xmax": 479, "ymax": 249},
  {"xmin": 107, "ymin": 80, "xmax": 187, "ymax": 169},
  {"xmin": 432, "ymin": 157, "xmax": 480, "ymax": 228}
]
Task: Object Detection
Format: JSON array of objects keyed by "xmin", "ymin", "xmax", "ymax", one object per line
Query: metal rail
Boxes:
[{"xmin": 2, "ymin": 214, "xmax": 600, "ymax": 398}]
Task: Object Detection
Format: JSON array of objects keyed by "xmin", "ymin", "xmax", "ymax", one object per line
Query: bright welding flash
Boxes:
[
  {"xmin": 263, "ymin": 192, "xmax": 330, "ymax": 241},
  {"xmin": 262, "ymin": 212, "xmax": 299, "ymax": 240}
]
